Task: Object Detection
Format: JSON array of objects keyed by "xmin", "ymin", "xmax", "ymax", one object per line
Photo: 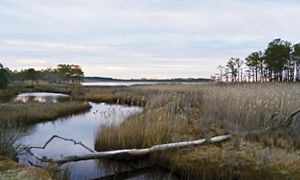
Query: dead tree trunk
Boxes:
[{"xmin": 24, "ymin": 135, "xmax": 232, "ymax": 164}]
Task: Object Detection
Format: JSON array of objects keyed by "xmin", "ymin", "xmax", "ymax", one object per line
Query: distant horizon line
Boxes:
[
  {"xmin": 1, "ymin": 65, "xmax": 211, "ymax": 80},
  {"xmin": 84, "ymin": 76, "xmax": 210, "ymax": 82}
]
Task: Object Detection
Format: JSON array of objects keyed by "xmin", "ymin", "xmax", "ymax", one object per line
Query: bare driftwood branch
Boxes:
[
  {"xmin": 25, "ymin": 108, "xmax": 300, "ymax": 165},
  {"xmin": 280, "ymin": 108, "xmax": 300, "ymax": 127},
  {"xmin": 23, "ymin": 135, "xmax": 95, "ymax": 163},
  {"xmin": 237, "ymin": 108, "xmax": 300, "ymax": 137},
  {"xmin": 27, "ymin": 135, "xmax": 95, "ymax": 153}
]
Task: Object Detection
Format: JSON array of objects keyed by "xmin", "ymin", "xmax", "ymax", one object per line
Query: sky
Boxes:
[{"xmin": 0, "ymin": 0, "xmax": 300, "ymax": 79}]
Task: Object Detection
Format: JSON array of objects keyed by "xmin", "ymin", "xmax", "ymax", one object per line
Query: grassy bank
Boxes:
[
  {"xmin": 0, "ymin": 102, "xmax": 91, "ymax": 125},
  {"xmin": 72, "ymin": 86, "xmax": 148, "ymax": 105},
  {"xmin": 95, "ymin": 83, "xmax": 300, "ymax": 178},
  {"xmin": 0, "ymin": 156, "xmax": 53, "ymax": 180}
]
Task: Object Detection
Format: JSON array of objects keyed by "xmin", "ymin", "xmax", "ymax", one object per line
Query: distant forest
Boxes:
[
  {"xmin": 0, "ymin": 62, "xmax": 210, "ymax": 89},
  {"xmin": 214, "ymin": 38, "xmax": 300, "ymax": 82},
  {"xmin": 0, "ymin": 64, "xmax": 84, "ymax": 88}
]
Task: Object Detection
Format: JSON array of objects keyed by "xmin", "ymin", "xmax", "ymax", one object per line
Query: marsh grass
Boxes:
[
  {"xmin": 0, "ymin": 88, "xmax": 18, "ymax": 103},
  {"xmin": 45, "ymin": 163, "xmax": 71, "ymax": 180},
  {"xmin": 73, "ymin": 86, "xmax": 148, "ymax": 106},
  {"xmin": 0, "ymin": 102, "xmax": 91, "ymax": 125},
  {"xmin": 32, "ymin": 84, "xmax": 74, "ymax": 95},
  {"xmin": 0, "ymin": 123, "xmax": 22, "ymax": 160},
  {"xmin": 95, "ymin": 91, "xmax": 203, "ymax": 151},
  {"xmin": 157, "ymin": 141, "xmax": 300, "ymax": 179},
  {"xmin": 200, "ymin": 83, "xmax": 300, "ymax": 132},
  {"xmin": 95, "ymin": 83, "xmax": 300, "ymax": 178},
  {"xmin": 1, "ymin": 83, "xmax": 300, "ymax": 178}
]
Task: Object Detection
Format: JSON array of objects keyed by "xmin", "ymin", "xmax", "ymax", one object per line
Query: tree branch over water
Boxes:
[{"xmin": 23, "ymin": 135, "xmax": 95, "ymax": 163}]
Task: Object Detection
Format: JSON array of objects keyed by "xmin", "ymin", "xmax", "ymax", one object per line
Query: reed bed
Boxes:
[
  {"xmin": 0, "ymin": 102, "xmax": 91, "ymax": 125},
  {"xmin": 73, "ymin": 86, "xmax": 149, "ymax": 105},
  {"xmin": 200, "ymin": 83, "xmax": 300, "ymax": 132},
  {"xmin": 95, "ymin": 83, "xmax": 300, "ymax": 178},
  {"xmin": 0, "ymin": 88, "xmax": 18, "ymax": 103},
  {"xmin": 0, "ymin": 124, "xmax": 22, "ymax": 159}
]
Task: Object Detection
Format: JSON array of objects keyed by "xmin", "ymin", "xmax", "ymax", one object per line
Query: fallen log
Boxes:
[
  {"xmin": 24, "ymin": 134, "xmax": 232, "ymax": 164},
  {"xmin": 24, "ymin": 108, "xmax": 300, "ymax": 165}
]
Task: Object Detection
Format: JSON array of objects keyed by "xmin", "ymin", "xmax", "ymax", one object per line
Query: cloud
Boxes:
[
  {"xmin": 15, "ymin": 58, "xmax": 47, "ymax": 65},
  {"xmin": 3, "ymin": 57, "xmax": 48, "ymax": 70},
  {"xmin": 0, "ymin": 0, "xmax": 300, "ymax": 78},
  {"xmin": 2, "ymin": 40, "xmax": 114, "ymax": 52}
]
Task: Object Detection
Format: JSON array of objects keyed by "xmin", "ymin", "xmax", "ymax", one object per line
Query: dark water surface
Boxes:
[{"xmin": 16, "ymin": 93, "xmax": 176, "ymax": 179}]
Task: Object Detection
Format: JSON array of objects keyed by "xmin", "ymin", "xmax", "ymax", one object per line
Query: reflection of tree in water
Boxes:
[
  {"xmin": 13, "ymin": 102, "xmax": 146, "ymax": 179},
  {"xmin": 96, "ymin": 158, "xmax": 143, "ymax": 176},
  {"xmin": 14, "ymin": 124, "xmax": 39, "ymax": 165},
  {"xmin": 95, "ymin": 158, "xmax": 177, "ymax": 179},
  {"xmin": 14, "ymin": 95, "xmax": 70, "ymax": 103}
]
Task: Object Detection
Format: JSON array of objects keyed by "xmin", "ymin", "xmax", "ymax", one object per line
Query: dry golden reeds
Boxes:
[{"xmin": 94, "ymin": 83, "xmax": 300, "ymax": 178}]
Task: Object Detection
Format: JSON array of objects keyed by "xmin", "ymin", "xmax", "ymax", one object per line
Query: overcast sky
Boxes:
[{"xmin": 0, "ymin": 0, "xmax": 299, "ymax": 79}]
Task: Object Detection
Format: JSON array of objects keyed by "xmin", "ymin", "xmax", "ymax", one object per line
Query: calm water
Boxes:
[
  {"xmin": 82, "ymin": 81, "xmax": 159, "ymax": 86},
  {"xmin": 14, "ymin": 92, "xmax": 70, "ymax": 103},
  {"xmin": 17, "ymin": 102, "xmax": 142, "ymax": 179},
  {"xmin": 16, "ymin": 93, "xmax": 176, "ymax": 179},
  {"xmin": 82, "ymin": 81, "xmax": 208, "ymax": 87}
]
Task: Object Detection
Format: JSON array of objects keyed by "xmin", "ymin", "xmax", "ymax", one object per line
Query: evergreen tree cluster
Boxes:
[{"xmin": 215, "ymin": 38, "xmax": 300, "ymax": 82}]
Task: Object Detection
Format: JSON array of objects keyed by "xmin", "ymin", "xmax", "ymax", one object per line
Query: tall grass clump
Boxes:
[
  {"xmin": 95, "ymin": 91, "xmax": 203, "ymax": 151},
  {"xmin": 199, "ymin": 83, "xmax": 300, "ymax": 145},
  {"xmin": 0, "ymin": 123, "xmax": 22, "ymax": 160},
  {"xmin": 0, "ymin": 88, "xmax": 18, "ymax": 103}
]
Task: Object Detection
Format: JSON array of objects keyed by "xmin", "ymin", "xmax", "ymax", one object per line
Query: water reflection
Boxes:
[
  {"xmin": 17, "ymin": 99, "xmax": 177, "ymax": 179},
  {"xmin": 14, "ymin": 92, "xmax": 70, "ymax": 103},
  {"xmin": 82, "ymin": 81, "xmax": 208, "ymax": 87},
  {"xmin": 17, "ymin": 103, "xmax": 144, "ymax": 179},
  {"xmin": 95, "ymin": 159, "xmax": 178, "ymax": 180}
]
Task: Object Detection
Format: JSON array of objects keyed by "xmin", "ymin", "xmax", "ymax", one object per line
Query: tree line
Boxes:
[
  {"xmin": 0, "ymin": 64, "xmax": 84, "ymax": 89},
  {"xmin": 214, "ymin": 38, "xmax": 300, "ymax": 82}
]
